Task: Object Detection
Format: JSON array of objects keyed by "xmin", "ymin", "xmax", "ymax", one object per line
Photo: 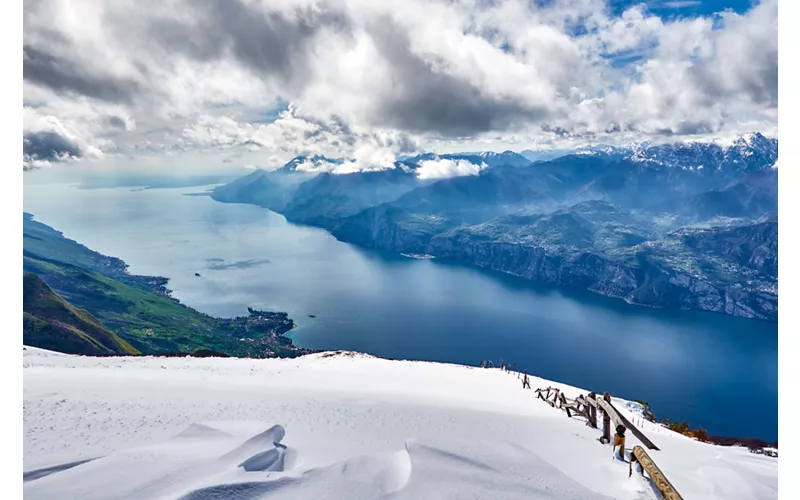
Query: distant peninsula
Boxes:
[{"xmin": 23, "ymin": 213, "xmax": 312, "ymax": 358}]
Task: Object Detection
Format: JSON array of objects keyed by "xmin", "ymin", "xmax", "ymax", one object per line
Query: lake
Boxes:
[{"xmin": 23, "ymin": 181, "xmax": 778, "ymax": 441}]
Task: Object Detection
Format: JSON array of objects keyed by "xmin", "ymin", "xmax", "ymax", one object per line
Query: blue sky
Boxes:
[{"xmin": 609, "ymin": 0, "xmax": 756, "ymax": 17}]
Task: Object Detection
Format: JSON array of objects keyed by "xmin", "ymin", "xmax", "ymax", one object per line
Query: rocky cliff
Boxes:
[
  {"xmin": 425, "ymin": 235, "xmax": 777, "ymax": 321},
  {"xmin": 337, "ymin": 201, "xmax": 777, "ymax": 321}
]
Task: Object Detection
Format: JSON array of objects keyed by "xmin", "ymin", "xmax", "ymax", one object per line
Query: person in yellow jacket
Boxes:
[{"xmin": 613, "ymin": 424, "xmax": 626, "ymax": 460}]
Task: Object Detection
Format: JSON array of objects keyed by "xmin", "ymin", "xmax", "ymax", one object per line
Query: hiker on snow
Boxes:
[{"xmin": 613, "ymin": 424, "xmax": 626, "ymax": 459}]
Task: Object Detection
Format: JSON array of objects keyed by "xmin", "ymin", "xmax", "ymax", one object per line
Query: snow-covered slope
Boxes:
[{"xmin": 23, "ymin": 347, "xmax": 777, "ymax": 499}]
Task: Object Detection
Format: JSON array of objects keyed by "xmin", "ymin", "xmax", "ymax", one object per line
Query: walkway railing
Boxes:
[
  {"xmin": 489, "ymin": 360, "xmax": 683, "ymax": 500},
  {"xmin": 629, "ymin": 445, "xmax": 684, "ymax": 500}
]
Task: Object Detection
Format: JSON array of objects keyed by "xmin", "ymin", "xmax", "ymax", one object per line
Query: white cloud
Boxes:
[
  {"xmin": 177, "ymin": 106, "xmax": 418, "ymax": 174},
  {"xmin": 416, "ymin": 158, "xmax": 486, "ymax": 180},
  {"xmin": 22, "ymin": 0, "xmax": 778, "ymax": 170}
]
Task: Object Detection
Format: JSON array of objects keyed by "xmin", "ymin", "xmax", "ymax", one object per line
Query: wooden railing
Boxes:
[
  {"xmin": 496, "ymin": 360, "xmax": 683, "ymax": 499},
  {"xmin": 630, "ymin": 446, "xmax": 684, "ymax": 500},
  {"xmin": 492, "ymin": 360, "xmax": 684, "ymax": 498},
  {"xmin": 589, "ymin": 393, "xmax": 660, "ymax": 450},
  {"xmin": 536, "ymin": 388, "xmax": 682, "ymax": 497},
  {"xmin": 532, "ymin": 388, "xmax": 661, "ymax": 451}
]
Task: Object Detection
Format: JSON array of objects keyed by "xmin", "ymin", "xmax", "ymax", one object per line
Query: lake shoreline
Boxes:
[
  {"xmin": 212, "ymin": 194, "xmax": 777, "ymax": 323},
  {"xmin": 22, "ymin": 183, "xmax": 778, "ymax": 441},
  {"xmin": 23, "ymin": 212, "xmax": 312, "ymax": 359}
]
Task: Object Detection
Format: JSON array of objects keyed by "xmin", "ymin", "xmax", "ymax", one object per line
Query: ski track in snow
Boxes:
[{"xmin": 23, "ymin": 347, "xmax": 777, "ymax": 500}]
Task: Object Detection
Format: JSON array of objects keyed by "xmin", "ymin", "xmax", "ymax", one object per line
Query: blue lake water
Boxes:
[{"xmin": 23, "ymin": 181, "xmax": 778, "ymax": 441}]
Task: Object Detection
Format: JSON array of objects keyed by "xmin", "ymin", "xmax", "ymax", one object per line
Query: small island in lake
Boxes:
[{"xmin": 400, "ymin": 253, "xmax": 435, "ymax": 260}]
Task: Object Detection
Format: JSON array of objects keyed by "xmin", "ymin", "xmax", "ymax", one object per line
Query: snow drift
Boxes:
[{"xmin": 23, "ymin": 347, "xmax": 777, "ymax": 499}]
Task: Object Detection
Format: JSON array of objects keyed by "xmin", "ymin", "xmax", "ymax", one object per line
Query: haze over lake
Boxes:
[{"xmin": 23, "ymin": 181, "xmax": 777, "ymax": 441}]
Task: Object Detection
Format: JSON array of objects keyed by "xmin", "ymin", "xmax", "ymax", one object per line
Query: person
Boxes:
[
  {"xmin": 613, "ymin": 424, "xmax": 626, "ymax": 460},
  {"xmin": 522, "ymin": 373, "xmax": 531, "ymax": 389}
]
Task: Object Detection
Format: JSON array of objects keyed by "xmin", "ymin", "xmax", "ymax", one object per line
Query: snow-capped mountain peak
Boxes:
[{"xmin": 625, "ymin": 133, "xmax": 777, "ymax": 173}]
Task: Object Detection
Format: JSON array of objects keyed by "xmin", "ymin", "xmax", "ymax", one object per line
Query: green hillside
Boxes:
[
  {"xmin": 22, "ymin": 213, "xmax": 309, "ymax": 358},
  {"xmin": 23, "ymin": 212, "xmax": 171, "ymax": 294},
  {"xmin": 23, "ymin": 273, "xmax": 139, "ymax": 356},
  {"xmin": 23, "ymin": 255, "xmax": 226, "ymax": 354}
]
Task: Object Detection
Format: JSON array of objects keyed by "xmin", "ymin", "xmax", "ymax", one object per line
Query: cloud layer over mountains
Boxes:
[{"xmin": 23, "ymin": 0, "xmax": 778, "ymax": 170}]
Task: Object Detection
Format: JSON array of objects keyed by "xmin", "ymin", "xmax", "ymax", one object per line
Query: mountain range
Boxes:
[{"xmin": 212, "ymin": 133, "xmax": 778, "ymax": 321}]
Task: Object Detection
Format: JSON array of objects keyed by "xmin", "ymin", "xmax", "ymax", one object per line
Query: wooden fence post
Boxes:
[
  {"xmin": 588, "ymin": 392, "xmax": 597, "ymax": 429},
  {"xmin": 602, "ymin": 392, "xmax": 611, "ymax": 443}
]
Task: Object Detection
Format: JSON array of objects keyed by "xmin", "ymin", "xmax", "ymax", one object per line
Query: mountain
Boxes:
[
  {"xmin": 477, "ymin": 150, "xmax": 532, "ymax": 168},
  {"xmin": 677, "ymin": 217, "xmax": 778, "ymax": 278},
  {"xmin": 563, "ymin": 160, "xmax": 727, "ymax": 211},
  {"xmin": 331, "ymin": 204, "xmax": 458, "ymax": 254},
  {"xmin": 23, "ymin": 214, "xmax": 310, "ymax": 358},
  {"xmin": 211, "ymin": 150, "xmax": 531, "ymax": 227},
  {"xmin": 392, "ymin": 155, "xmax": 618, "ymax": 221},
  {"xmin": 426, "ymin": 202, "xmax": 776, "ymax": 320},
  {"xmin": 212, "ymin": 155, "xmax": 355, "ymax": 212},
  {"xmin": 452, "ymin": 201, "xmax": 658, "ymax": 251},
  {"xmin": 210, "ymin": 158, "xmax": 324, "ymax": 213},
  {"xmin": 216, "ymin": 133, "xmax": 778, "ymax": 230},
  {"xmin": 521, "ymin": 144, "xmax": 631, "ymax": 163},
  {"xmin": 23, "ymin": 348, "xmax": 777, "ymax": 500},
  {"xmin": 208, "ymin": 133, "xmax": 778, "ymax": 320},
  {"xmin": 212, "ymin": 158, "xmax": 425, "ymax": 227},
  {"xmin": 23, "ymin": 273, "xmax": 139, "ymax": 356},
  {"xmin": 211, "ymin": 169, "xmax": 293, "ymax": 211},
  {"xmin": 282, "ymin": 168, "xmax": 421, "ymax": 227},
  {"xmin": 277, "ymin": 154, "xmax": 345, "ymax": 173},
  {"xmin": 551, "ymin": 138, "xmax": 778, "ymax": 213},
  {"xmin": 521, "ymin": 148, "xmax": 578, "ymax": 163},
  {"xmin": 627, "ymin": 133, "xmax": 778, "ymax": 175},
  {"xmin": 662, "ymin": 169, "xmax": 778, "ymax": 220},
  {"xmin": 522, "ymin": 133, "xmax": 778, "ymax": 174},
  {"xmin": 331, "ymin": 198, "xmax": 777, "ymax": 320}
]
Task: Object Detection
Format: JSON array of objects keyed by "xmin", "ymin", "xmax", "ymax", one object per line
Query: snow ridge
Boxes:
[{"xmin": 23, "ymin": 347, "xmax": 777, "ymax": 500}]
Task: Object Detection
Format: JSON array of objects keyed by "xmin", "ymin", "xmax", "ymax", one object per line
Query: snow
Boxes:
[{"xmin": 23, "ymin": 347, "xmax": 777, "ymax": 499}]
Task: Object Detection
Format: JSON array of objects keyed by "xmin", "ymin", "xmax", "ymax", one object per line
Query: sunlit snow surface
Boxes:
[{"xmin": 23, "ymin": 347, "xmax": 777, "ymax": 499}]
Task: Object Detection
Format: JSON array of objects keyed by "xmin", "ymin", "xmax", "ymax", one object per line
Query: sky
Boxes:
[{"xmin": 22, "ymin": 0, "xmax": 777, "ymax": 174}]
